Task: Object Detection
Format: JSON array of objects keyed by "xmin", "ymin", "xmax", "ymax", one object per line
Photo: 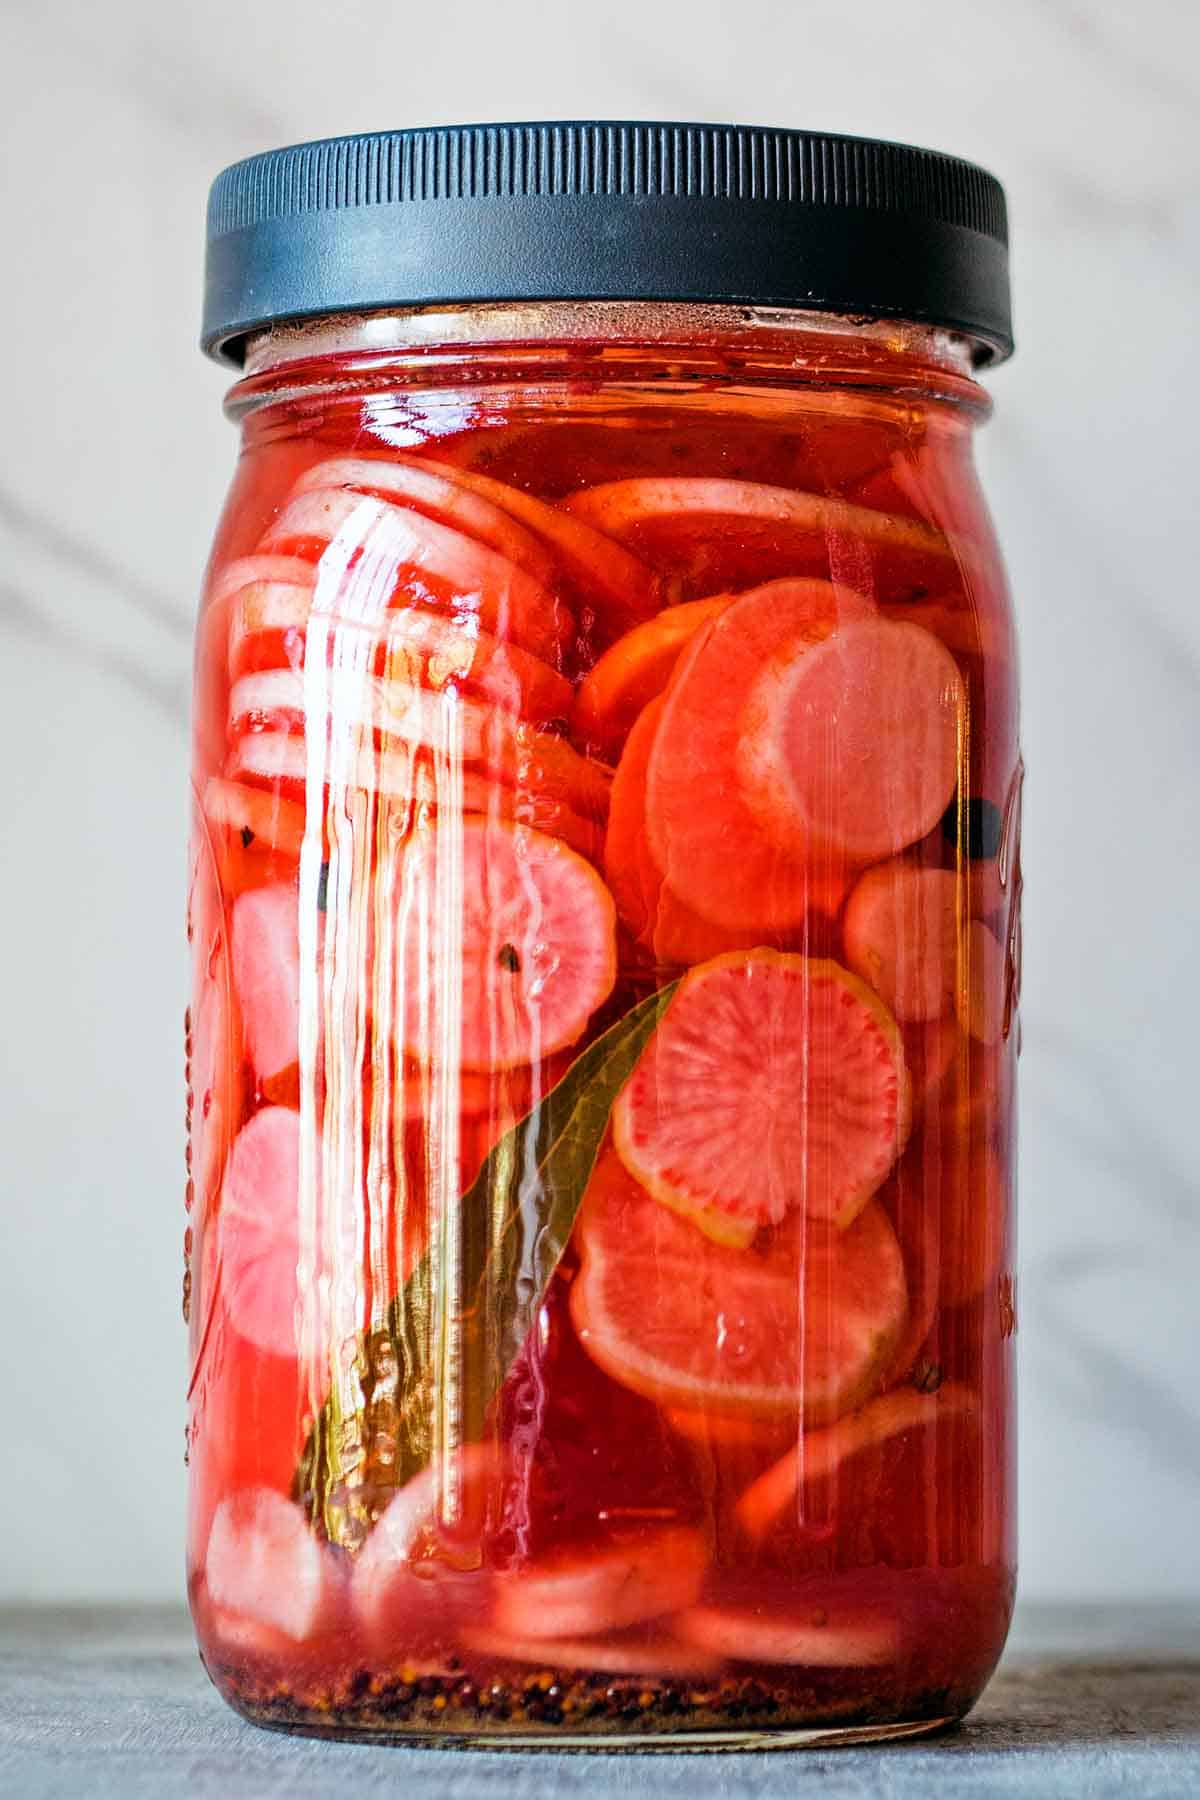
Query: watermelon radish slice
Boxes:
[
  {"xmin": 959, "ymin": 919, "xmax": 1007, "ymax": 1045},
  {"xmin": 292, "ymin": 456, "xmax": 560, "ymax": 587},
  {"xmin": 409, "ymin": 454, "xmax": 661, "ymax": 638},
  {"xmin": 209, "ymin": 554, "xmax": 316, "ymax": 607},
  {"xmin": 674, "ymin": 1604, "xmax": 899, "ymax": 1668},
  {"xmin": 562, "ymin": 476, "xmax": 956, "ymax": 602},
  {"xmin": 571, "ymin": 1153, "xmax": 907, "ymax": 1423},
  {"xmin": 205, "ymin": 1486, "xmax": 335, "ymax": 1645},
  {"xmin": 489, "ymin": 1526, "xmax": 708, "ymax": 1639},
  {"xmin": 229, "ymin": 733, "xmax": 604, "ymax": 865},
  {"xmin": 737, "ymin": 620, "xmax": 965, "ymax": 864},
  {"xmin": 735, "ymin": 1385, "xmax": 976, "ymax": 1541},
  {"xmin": 230, "ymin": 885, "xmax": 300, "ymax": 1090},
  {"xmin": 843, "ymin": 864, "xmax": 961, "ymax": 1023},
  {"xmin": 613, "ymin": 951, "xmax": 910, "ymax": 1235},
  {"xmin": 900, "ymin": 1016, "xmax": 961, "ymax": 1119},
  {"xmin": 400, "ymin": 819, "xmax": 617, "ymax": 1069},
  {"xmin": 571, "ymin": 595, "xmax": 733, "ymax": 758},
  {"xmin": 216, "ymin": 1107, "xmax": 303, "ymax": 1357},
  {"xmin": 259, "ymin": 489, "xmax": 571, "ymax": 663},
  {"xmin": 644, "ymin": 579, "xmax": 875, "ymax": 931},
  {"xmin": 203, "ymin": 777, "xmax": 305, "ymax": 860},
  {"xmin": 459, "ymin": 1624, "xmax": 718, "ymax": 1678},
  {"xmin": 228, "ymin": 670, "xmax": 611, "ymax": 825},
  {"xmin": 352, "ymin": 1445, "xmax": 498, "ymax": 1649}
]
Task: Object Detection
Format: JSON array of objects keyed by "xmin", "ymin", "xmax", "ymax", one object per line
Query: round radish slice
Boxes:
[
  {"xmin": 459, "ymin": 1624, "xmax": 718, "ymax": 1677},
  {"xmin": 490, "ymin": 1527, "xmax": 707, "ymax": 1639},
  {"xmin": 399, "ymin": 820, "xmax": 616, "ymax": 1069},
  {"xmin": 229, "ymin": 734, "xmax": 604, "ymax": 865},
  {"xmin": 901, "ymin": 1015, "xmax": 961, "ymax": 1119},
  {"xmin": 843, "ymin": 864, "xmax": 961, "ymax": 1023},
  {"xmin": 209, "ymin": 554, "xmax": 316, "ymax": 607},
  {"xmin": 571, "ymin": 595, "xmax": 733, "ymax": 758},
  {"xmin": 645, "ymin": 579, "xmax": 875, "ymax": 931},
  {"xmin": 572, "ymin": 1153, "xmax": 906, "ymax": 1424},
  {"xmin": 204, "ymin": 777, "xmax": 305, "ymax": 861},
  {"xmin": 959, "ymin": 919, "xmax": 1007, "ymax": 1046},
  {"xmin": 259, "ymin": 488, "xmax": 572, "ymax": 663},
  {"xmin": 674, "ymin": 1604, "xmax": 899, "ymax": 1668},
  {"xmin": 228, "ymin": 670, "xmax": 611, "ymax": 825},
  {"xmin": 217, "ymin": 1107, "xmax": 302, "ymax": 1357},
  {"xmin": 735, "ymin": 1385, "xmax": 976, "ymax": 1541},
  {"xmin": 230, "ymin": 885, "xmax": 300, "ymax": 1089},
  {"xmin": 352, "ymin": 1446, "xmax": 497, "ymax": 1650},
  {"xmin": 292, "ymin": 456, "xmax": 559, "ymax": 587},
  {"xmin": 613, "ymin": 951, "xmax": 910, "ymax": 1235},
  {"xmin": 562, "ymin": 476, "xmax": 956, "ymax": 602},
  {"xmin": 206, "ymin": 1487, "xmax": 335, "ymax": 1645},
  {"xmin": 411, "ymin": 455, "xmax": 661, "ymax": 639},
  {"xmin": 738, "ymin": 620, "xmax": 965, "ymax": 864}
]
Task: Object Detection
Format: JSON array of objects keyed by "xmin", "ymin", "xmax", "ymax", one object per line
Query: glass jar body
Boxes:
[{"xmin": 186, "ymin": 304, "xmax": 1020, "ymax": 1748}]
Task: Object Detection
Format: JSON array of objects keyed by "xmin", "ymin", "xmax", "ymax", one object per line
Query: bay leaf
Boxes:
[{"xmin": 294, "ymin": 982, "xmax": 677, "ymax": 1546}]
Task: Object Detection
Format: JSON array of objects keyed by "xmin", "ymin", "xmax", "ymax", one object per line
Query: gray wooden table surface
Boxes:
[{"xmin": 1, "ymin": 1602, "xmax": 1197, "ymax": 1799}]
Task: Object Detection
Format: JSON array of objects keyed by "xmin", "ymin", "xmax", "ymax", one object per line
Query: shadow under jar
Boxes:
[{"xmin": 186, "ymin": 123, "xmax": 1020, "ymax": 1749}]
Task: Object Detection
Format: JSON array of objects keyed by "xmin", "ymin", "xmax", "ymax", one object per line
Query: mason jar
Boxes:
[{"xmin": 187, "ymin": 121, "xmax": 1019, "ymax": 1748}]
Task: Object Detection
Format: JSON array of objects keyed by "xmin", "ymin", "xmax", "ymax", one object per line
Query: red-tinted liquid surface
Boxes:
[{"xmin": 187, "ymin": 330, "xmax": 1018, "ymax": 1742}]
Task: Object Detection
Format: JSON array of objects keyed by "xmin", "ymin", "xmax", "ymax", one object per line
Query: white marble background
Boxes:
[{"xmin": 1, "ymin": 0, "xmax": 1197, "ymax": 1605}]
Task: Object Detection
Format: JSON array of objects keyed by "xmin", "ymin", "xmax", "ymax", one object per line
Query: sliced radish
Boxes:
[
  {"xmin": 675, "ymin": 1604, "xmax": 899, "ymax": 1668},
  {"xmin": 217, "ymin": 1107, "xmax": 302, "ymax": 1356},
  {"xmin": 259, "ymin": 489, "xmax": 571, "ymax": 663},
  {"xmin": 738, "ymin": 620, "xmax": 965, "ymax": 864},
  {"xmin": 352, "ymin": 1446, "xmax": 497, "ymax": 1649},
  {"xmin": 570, "ymin": 594, "xmax": 733, "ymax": 757},
  {"xmin": 490, "ymin": 1527, "xmax": 707, "ymax": 1639},
  {"xmin": 228, "ymin": 670, "xmax": 611, "ymax": 824},
  {"xmin": 562, "ymin": 476, "xmax": 956, "ymax": 602},
  {"xmin": 229, "ymin": 734, "xmax": 604, "ymax": 864},
  {"xmin": 843, "ymin": 864, "xmax": 961, "ymax": 1022},
  {"xmin": 203, "ymin": 777, "xmax": 305, "ymax": 860},
  {"xmin": 292, "ymin": 456, "xmax": 559, "ymax": 587},
  {"xmin": 900, "ymin": 1015, "xmax": 962, "ymax": 1118},
  {"xmin": 230, "ymin": 885, "xmax": 300, "ymax": 1088},
  {"xmin": 459, "ymin": 1624, "xmax": 719, "ymax": 1677},
  {"xmin": 210, "ymin": 554, "xmax": 317, "ymax": 606},
  {"xmin": 612, "ymin": 951, "xmax": 911, "ymax": 1233},
  {"xmin": 735, "ymin": 1385, "xmax": 976, "ymax": 1541},
  {"xmin": 410, "ymin": 455, "xmax": 661, "ymax": 638},
  {"xmin": 399, "ymin": 819, "xmax": 617, "ymax": 1069},
  {"xmin": 205, "ymin": 1487, "xmax": 335, "ymax": 1644}
]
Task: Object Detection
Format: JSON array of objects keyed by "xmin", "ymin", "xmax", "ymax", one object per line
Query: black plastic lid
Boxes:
[{"xmin": 203, "ymin": 122, "xmax": 1012, "ymax": 367}]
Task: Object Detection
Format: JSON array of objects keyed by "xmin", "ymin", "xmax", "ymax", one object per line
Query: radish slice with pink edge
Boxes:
[
  {"xmin": 674, "ymin": 1604, "xmax": 900, "ymax": 1668},
  {"xmin": 209, "ymin": 554, "xmax": 316, "ymax": 606},
  {"xmin": 216, "ymin": 1107, "xmax": 304, "ymax": 1356},
  {"xmin": 738, "ymin": 619, "xmax": 965, "ymax": 865},
  {"xmin": 612, "ymin": 951, "xmax": 911, "ymax": 1233},
  {"xmin": 644, "ymin": 579, "xmax": 876, "ymax": 931},
  {"xmin": 489, "ymin": 1527, "xmax": 708, "ymax": 1639},
  {"xmin": 205, "ymin": 1487, "xmax": 337, "ymax": 1645},
  {"xmin": 352, "ymin": 1446, "xmax": 498, "ymax": 1649},
  {"xmin": 229, "ymin": 583, "xmax": 573, "ymax": 726},
  {"xmin": 258, "ymin": 489, "xmax": 572, "ymax": 663},
  {"xmin": 843, "ymin": 863, "xmax": 961, "ymax": 1023},
  {"xmin": 399, "ymin": 819, "xmax": 617, "ymax": 1069},
  {"xmin": 204, "ymin": 777, "xmax": 305, "ymax": 860},
  {"xmin": 227, "ymin": 670, "xmax": 612, "ymax": 824},
  {"xmin": 735, "ymin": 1384, "xmax": 977, "ymax": 1542},
  {"xmin": 228, "ymin": 734, "xmax": 605, "ymax": 865},
  {"xmin": 407, "ymin": 454, "xmax": 662, "ymax": 638},
  {"xmin": 291, "ymin": 456, "xmax": 560, "ymax": 588},
  {"xmin": 561, "ymin": 476, "xmax": 957, "ymax": 602},
  {"xmin": 231, "ymin": 885, "xmax": 300, "ymax": 1088},
  {"xmin": 459, "ymin": 1624, "xmax": 719, "ymax": 1677}
]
